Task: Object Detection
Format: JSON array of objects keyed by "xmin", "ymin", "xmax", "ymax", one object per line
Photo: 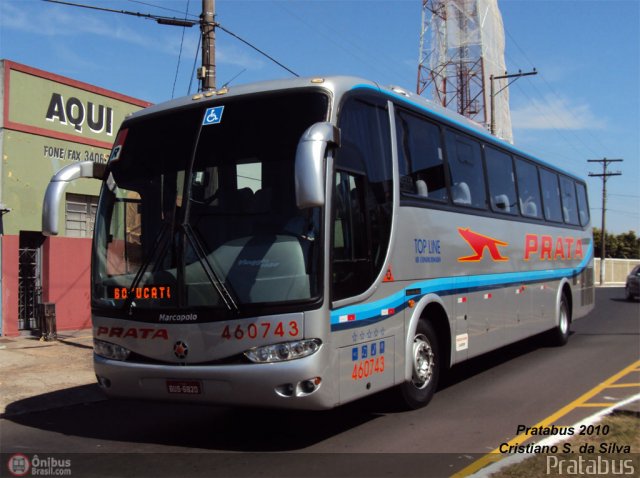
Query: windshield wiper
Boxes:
[
  {"xmin": 175, "ymin": 115, "xmax": 239, "ymax": 312},
  {"xmin": 183, "ymin": 224, "xmax": 239, "ymax": 312}
]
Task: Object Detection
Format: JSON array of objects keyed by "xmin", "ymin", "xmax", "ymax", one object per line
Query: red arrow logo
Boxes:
[{"xmin": 457, "ymin": 227, "xmax": 509, "ymax": 262}]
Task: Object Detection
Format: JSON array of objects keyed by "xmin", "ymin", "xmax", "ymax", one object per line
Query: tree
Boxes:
[
  {"xmin": 593, "ymin": 228, "xmax": 640, "ymax": 259},
  {"xmin": 617, "ymin": 230, "xmax": 640, "ymax": 259}
]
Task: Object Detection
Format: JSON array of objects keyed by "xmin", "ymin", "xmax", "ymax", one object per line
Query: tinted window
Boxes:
[
  {"xmin": 445, "ymin": 131, "xmax": 486, "ymax": 209},
  {"xmin": 514, "ymin": 158, "xmax": 542, "ymax": 219},
  {"xmin": 576, "ymin": 182, "xmax": 590, "ymax": 226},
  {"xmin": 332, "ymin": 98, "xmax": 393, "ymax": 301},
  {"xmin": 560, "ymin": 176, "xmax": 580, "ymax": 225},
  {"xmin": 485, "ymin": 146, "xmax": 517, "ymax": 215},
  {"xmin": 540, "ymin": 169, "xmax": 563, "ymax": 222},
  {"xmin": 395, "ymin": 109, "xmax": 447, "ymax": 201}
]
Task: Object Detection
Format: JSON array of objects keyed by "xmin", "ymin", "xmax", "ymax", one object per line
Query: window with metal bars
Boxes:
[{"xmin": 65, "ymin": 193, "xmax": 98, "ymax": 238}]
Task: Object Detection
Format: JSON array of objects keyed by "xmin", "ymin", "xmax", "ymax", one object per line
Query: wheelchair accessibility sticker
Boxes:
[{"xmin": 203, "ymin": 106, "xmax": 224, "ymax": 125}]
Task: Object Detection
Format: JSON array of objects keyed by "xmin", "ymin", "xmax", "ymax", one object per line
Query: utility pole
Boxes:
[
  {"xmin": 588, "ymin": 158, "xmax": 623, "ymax": 285},
  {"xmin": 199, "ymin": 0, "xmax": 216, "ymax": 90},
  {"xmin": 490, "ymin": 69, "xmax": 537, "ymax": 136}
]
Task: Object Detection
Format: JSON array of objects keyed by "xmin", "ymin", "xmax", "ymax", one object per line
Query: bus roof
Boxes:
[{"xmin": 126, "ymin": 75, "xmax": 584, "ymax": 183}]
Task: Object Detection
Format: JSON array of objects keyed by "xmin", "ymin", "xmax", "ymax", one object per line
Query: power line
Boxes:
[
  {"xmin": 126, "ymin": 0, "xmax": 198, "ymax": 18},
  {"xmin": 511, "ymin": 82, "xmax": 588, "ymax": 170},
  {"xmin": 503, "ymin": 24, "xmax": 611, "ymax": 156},
  {"xmin": 43, "ymin": 0, "xmax": 195, "ymax": 26},
  {"xmin": 609, "ymin": 193, "xmax": 640, "ymax": 199},
  {"xmin": 272, "ymin": 0, "xmax": 407, "ymax": 86},
  {"xmin": 188, "ymin": 33, "xmax": 202, "ymax": 94},
  {"xmin": 592, "ymin": 208, "xmax": 639, "ymax": 217},
  {"xmin": 42, "ymin": 0, "xmax": 299, "ymax": 86},
  {"xmin": 215, "ymin": 23, "xmax": 298, "ymax": 78},
  {"xmin": 171, "ymin": 0, "xmax": 191, "ymax": 99}
]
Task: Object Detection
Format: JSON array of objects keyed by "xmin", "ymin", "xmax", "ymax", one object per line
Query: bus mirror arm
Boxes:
[
  {"xmin": 42, "ymin": 161, "xmax": 107, "ymax": 236},
  {"xmin": 295, "ymin": 122, "xmax": 340, "ymax": 209}
]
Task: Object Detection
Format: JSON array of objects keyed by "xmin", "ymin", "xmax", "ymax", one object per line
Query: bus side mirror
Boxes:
[
  {"xmin": 294, "ymin": 122, "xmax": 340, "ymax": 209},
  {"xmin": 42, "ymin": 161, "xmax": 106, "ymax": 236}
]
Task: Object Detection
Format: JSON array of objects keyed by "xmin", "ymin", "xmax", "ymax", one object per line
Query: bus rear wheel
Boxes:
[
  {"xmin": 400, "ymin": 320, "xmax": 440, "ymax": 409},
  {"xmin": 548, "ymin": 293, "xmax": 571, "ymax": 346}
]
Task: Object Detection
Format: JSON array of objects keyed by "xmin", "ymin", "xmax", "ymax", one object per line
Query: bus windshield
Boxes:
[{"xmin": 92, "ymin": 90, "xmax": 329, "ymax": 316}]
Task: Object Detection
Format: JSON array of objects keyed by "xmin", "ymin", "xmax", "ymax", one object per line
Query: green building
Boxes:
[{"xmin": 0, "ymin": 60, "xmax": 149, "ymax": 336}]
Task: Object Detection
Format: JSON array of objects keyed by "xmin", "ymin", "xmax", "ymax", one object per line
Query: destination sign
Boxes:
[{"xmin": 110, "ymin": 286, "xmax": 172, "ymax": 300}]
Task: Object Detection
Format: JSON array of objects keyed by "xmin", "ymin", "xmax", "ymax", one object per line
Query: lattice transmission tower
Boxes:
[{"xmin": 417, "ymin": 0, "xmax": 513, "ymax": 142}]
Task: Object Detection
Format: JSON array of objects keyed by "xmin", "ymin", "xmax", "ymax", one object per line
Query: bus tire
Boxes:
[
  {"xmin": 548, "ymin": 293, "xmax": 571, "ymax": 346},
  {"xmin": 400, "ymin": 320, "xmax": 440, "ymax": 409}
]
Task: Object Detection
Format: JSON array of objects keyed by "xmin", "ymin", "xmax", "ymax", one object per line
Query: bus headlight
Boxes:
[
  {"xmin": 94, "ymin": 339, "xmax": 131, "ymax": 361},
  {"xmin": 244, "ymin": 339, "xmax": 322, "ymax": 363}
]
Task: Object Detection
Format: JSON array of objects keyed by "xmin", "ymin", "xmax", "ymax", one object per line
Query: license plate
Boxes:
[{"xmin": 166, "ymin": 380, "xmax": 202, "ymax": 395}]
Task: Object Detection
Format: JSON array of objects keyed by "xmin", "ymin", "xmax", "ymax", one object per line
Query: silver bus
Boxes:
[{"xmin": 42, "ymin": 76, "xmax": 594, "ymax": 410}]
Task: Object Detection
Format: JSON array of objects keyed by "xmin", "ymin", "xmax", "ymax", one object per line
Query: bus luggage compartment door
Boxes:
[{"xmin": 338, "ymin": 336, "xmax": 394, "ymax": 403}]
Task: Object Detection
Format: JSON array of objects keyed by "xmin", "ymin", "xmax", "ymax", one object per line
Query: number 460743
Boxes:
[
  {"xmin": 352, "ymin": 356, "xmax": 385, "ymax": 380},
  {"xmin": 221, "ymin": 321, "xmax": 300, "ymax": 341}
]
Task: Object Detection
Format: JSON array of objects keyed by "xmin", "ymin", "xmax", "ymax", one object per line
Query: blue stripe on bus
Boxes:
[{"xmin": 330, "ymin": 243, "xmax": 593, "ymax": 331}]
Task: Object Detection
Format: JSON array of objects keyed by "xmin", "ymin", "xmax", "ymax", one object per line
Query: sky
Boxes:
[{"xmin": 1, "ymin": 0, "xmax": 638, "ymax": 234}]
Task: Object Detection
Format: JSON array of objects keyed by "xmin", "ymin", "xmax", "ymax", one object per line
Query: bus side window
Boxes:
[
  {"xmin": 539, "ymin": 169, "xmax": 563, "ymax": 222},
  {"xmin": 395, "ymin": 109, "xmax": 447, "ymax": 202},
  {"xmin": 560, "ymin": 176, "xmax": 580, "ymax": 225},
  {"xmin": 576, "ymin": 182, "xmax": 590, "ymax": 226},
  {"xmin": 485, "ymin": 146, "xmax": 517, "ymax": 215},
  {"xmin": 445, "ymin": 130, "xmax": 486, "ymax": 209},
  {"xmin": 514, "ymin": 157, "xmax": 542, "ymax": 219}
]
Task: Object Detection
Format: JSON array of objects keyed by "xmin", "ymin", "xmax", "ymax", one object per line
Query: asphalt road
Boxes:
[{"xmin": 1, "ymin": 287, "xmax": 638, "ymax": 478}]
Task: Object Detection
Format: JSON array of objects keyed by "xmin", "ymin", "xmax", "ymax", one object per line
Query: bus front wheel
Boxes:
[{"xmin": 400, "ymin": 320, "xmax": 440, "ymax": 409}]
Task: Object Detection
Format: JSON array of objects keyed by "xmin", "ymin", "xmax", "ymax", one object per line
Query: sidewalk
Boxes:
[{"xmin": 0, "ymin": 331, "xmax": 103, "ymax": 417}]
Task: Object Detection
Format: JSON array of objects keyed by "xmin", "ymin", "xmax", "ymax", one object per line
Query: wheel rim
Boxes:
[
  {"xmin": 559, "ymin": 302, "xmax": 569, "ymax": 335},
  {"xmin": 411, "ymin": 333, "xmax": 435, "ymax": 389}
]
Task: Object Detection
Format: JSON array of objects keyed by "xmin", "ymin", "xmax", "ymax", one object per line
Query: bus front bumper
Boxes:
[{"xmin": 93, "ymin": 352, "xmax": 336, "ymax": 410}]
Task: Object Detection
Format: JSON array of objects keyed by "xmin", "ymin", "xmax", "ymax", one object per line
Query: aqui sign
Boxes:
[
  {"xmin": 45, "ymin": 93, "xmax": 114, "ymax": 135},
  {"xmin": 4, "ymin": 60, "xmax": 150, "ymax": 150}
]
